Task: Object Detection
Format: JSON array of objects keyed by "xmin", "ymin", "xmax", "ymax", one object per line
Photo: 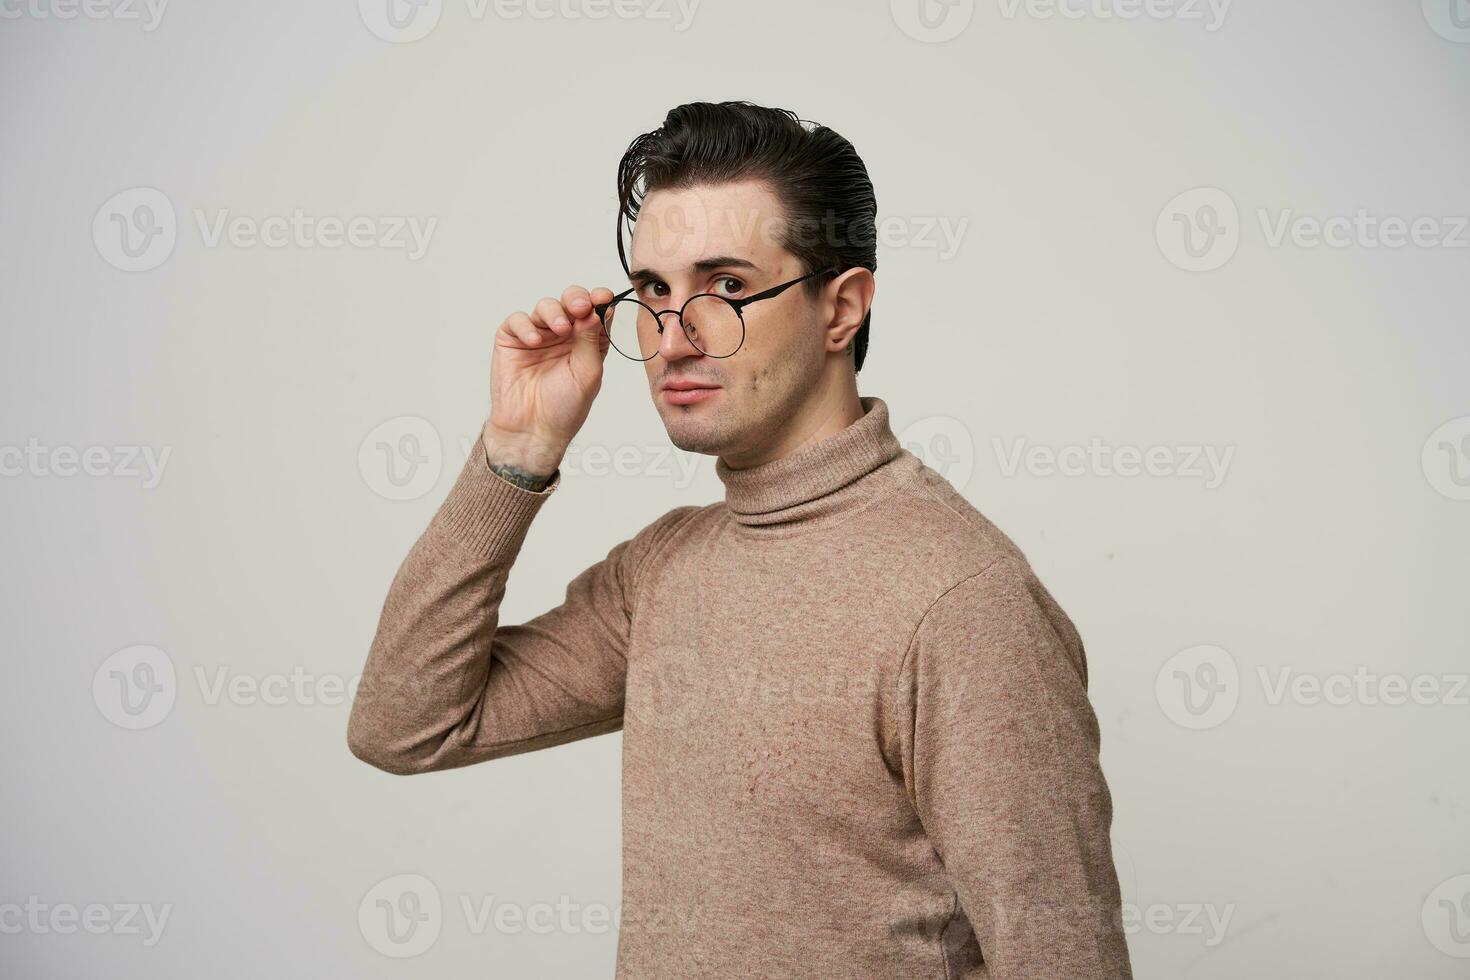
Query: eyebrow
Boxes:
[{"xmin": 628, "ymin": 256, "xmax": 762, "ymax": 286}]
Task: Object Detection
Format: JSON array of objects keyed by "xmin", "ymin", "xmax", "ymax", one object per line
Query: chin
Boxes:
[{"xmin": 660, "ymin": 409, "xmax": 734, "ymax": 457}]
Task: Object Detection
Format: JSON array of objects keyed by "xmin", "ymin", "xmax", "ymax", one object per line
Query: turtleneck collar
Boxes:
[{"xmin": 715, "ymin": 395, "xmax": 914, "ymax": 536}]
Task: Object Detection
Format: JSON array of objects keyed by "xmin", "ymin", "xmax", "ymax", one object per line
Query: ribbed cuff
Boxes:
[{"xmin": 429, "ymin": 432, "xmax": 562, "ymax": 558}]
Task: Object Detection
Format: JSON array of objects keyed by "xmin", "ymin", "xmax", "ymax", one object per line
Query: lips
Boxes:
[{"xmin": 661, "ymin": 380, "xmax": 722, "ymax": 405}]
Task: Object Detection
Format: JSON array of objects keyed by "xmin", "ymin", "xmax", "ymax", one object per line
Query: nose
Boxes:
[{"xmin": 654, "ymin": 305, "xmax": 705, "ymax": 362}]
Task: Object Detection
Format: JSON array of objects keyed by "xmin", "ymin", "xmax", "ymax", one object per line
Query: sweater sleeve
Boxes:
[
  {"xmin": 347, "ymin": 432, "xmax": 699, "ymax": 775},
  {"xmin": 897, "ymin": 558, "xmax": 1133, "ymax": 979}
]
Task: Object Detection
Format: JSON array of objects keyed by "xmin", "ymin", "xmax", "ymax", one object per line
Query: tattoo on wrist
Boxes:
[{"xmin": 488, "ymin": 461, "xmax": 551, "ymax": 492}]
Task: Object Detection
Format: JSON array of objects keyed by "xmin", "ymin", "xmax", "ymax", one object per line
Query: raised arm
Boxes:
[
  {"xmin": 898, "ymin": 557, "xmax": 1134, "ymax": 979},
  {"xmin": 347, "ymin": 436, "xmax": 699, "ymax": 774}
]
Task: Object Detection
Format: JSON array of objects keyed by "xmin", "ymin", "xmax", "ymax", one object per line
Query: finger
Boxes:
[
  {"xmin": 503, "ymin": 311, "xmax": 542, "ymax": 347},
  {"xmin": 561, "ymin": 283, "xmax": 593, "ymax": 323},
  {"xmin": 532, "ymin": 297, "xmax": 570, "ymax": 336}
]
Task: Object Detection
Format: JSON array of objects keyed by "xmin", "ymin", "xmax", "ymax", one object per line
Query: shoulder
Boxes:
[
  {"xmin": 901, "ymin": 554, "xmax": 1089, "ymax": 693},
  {"xmin": 621, "ymin": 502, "xmax": 707, "ymax": 569},
  {"xmin": 634, "ymin": 500, "xmax": 707, "ymax": 543},
  {"xmin": 865, "ymin": 453, "xmax": 1061, "ymax": 610}
]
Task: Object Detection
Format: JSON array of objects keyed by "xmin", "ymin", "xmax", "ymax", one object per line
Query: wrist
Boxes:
[{"xmin": 481, "ymin": 424, "xmax": 566, "ymax": 487}]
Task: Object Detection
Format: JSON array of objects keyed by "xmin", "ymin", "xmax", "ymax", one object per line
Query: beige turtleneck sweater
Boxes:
[{"xmin": 348, "ymin": 395, "xmax": 1133, "ymax": 979}]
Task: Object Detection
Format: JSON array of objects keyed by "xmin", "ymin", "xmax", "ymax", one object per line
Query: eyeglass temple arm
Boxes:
[
  {"xmin": 729, "ymin": 269, "xmax": 834, "ymax": 312},
  {"xmin": 596, "ymin": 268, "xmax": 836, "ymax": 317}
]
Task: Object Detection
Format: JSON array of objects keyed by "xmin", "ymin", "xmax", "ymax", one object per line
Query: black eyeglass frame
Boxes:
[{"xmin": 593, "ymin": 267, "xmax": 836, "ymax": 361}]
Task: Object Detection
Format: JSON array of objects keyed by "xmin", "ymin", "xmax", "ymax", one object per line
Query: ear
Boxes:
[{"xmin": 824, "ymin": 267, "xmax": 875, "ymax": 354}]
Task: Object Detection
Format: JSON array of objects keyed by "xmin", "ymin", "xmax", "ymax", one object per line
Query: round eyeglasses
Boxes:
[{"xmin": 594, "ymin": 268, "xmax": 833, "ymax": 361}]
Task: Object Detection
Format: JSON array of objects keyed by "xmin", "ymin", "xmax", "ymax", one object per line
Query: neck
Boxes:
[{"xmin": 717, "ymin": 378, "xmax": 864, "ymax": 471}]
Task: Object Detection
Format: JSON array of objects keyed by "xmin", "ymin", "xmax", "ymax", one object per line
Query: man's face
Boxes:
[{"xmin": 624, "ymin": 179, "xmax": 829, "ymax": 458}]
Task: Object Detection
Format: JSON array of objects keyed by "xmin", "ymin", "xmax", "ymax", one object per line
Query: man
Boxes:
[{"xmin": 348, "ymin": 100, "xmax": 1133, "ymax": 978}]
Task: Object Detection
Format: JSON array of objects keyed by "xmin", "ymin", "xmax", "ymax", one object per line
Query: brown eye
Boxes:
[{"xmin": 713, "ymin": 276, "xmax": 744, "ymax": 296}]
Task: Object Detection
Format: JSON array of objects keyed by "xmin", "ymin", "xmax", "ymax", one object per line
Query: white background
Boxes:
[{"xmin": 2, "ymin": 0, "xmax": 1468, "ymax": 976}]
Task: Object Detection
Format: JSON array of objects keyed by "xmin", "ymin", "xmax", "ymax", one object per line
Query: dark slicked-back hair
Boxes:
[{"xmin": 614, "ymin": 101, "xmax": 878, "ymax": 372}]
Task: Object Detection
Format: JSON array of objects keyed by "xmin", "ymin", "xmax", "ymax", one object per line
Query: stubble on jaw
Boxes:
[{"xmin": 663, "ymin": 357, "xmax": 815, "ymax": 461}]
